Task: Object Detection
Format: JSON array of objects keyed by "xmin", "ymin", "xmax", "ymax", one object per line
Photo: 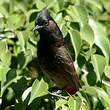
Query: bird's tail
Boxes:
[{"xmin": 64, "ymin": 86, "xmax": 78, "ymax": 95}]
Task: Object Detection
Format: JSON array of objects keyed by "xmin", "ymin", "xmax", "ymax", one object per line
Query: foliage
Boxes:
[{"xmin": 0, "ymin": 0, "xmax": 110, "ymax": 110}]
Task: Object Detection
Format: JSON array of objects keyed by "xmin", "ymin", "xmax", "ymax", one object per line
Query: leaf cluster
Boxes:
[{"xmin": 0, "ymin": 0, "xmax": 110, "ymax": 110}]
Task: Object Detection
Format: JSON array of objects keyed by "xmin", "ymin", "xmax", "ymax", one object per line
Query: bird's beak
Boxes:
[{"xmin": 33, "ymin": 25, "xmax": 44, "ymax": 33}]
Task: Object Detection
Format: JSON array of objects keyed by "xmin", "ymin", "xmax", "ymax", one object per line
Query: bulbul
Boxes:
[{"xmin": 33, "ymin": 8, "xmax": 80, "ymax": 95}]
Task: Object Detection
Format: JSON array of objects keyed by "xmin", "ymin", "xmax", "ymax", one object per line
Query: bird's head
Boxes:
[
  {"xmin": 33, "ymin": 8, "xmax": 50, "ymax": 32},
  {"xmin": 33, "ymin": 8, "xmax": 63, "ymax": 42},
  {"xmin": 33, "ymin": 8, "xmax": 60, "ymax": 33}
]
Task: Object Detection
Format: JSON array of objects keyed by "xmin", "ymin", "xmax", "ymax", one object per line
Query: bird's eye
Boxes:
[{"xmin": 44, "ymin": 21, "xmax": 48, "ymax": 26}]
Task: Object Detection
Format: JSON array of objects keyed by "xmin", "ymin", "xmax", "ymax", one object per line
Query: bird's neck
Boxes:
[
  {"xmin": 39, "ymin": 38, "xmax": 64, "ymax": 48},
  {"xmin": 39, "ymin": 31, "xmax": 64, "ymax": 47}
]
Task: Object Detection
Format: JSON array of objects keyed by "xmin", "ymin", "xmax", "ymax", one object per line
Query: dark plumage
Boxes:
[{"xmin": 33, "ymin": 8, "xmax": 80, "ymax": 95}]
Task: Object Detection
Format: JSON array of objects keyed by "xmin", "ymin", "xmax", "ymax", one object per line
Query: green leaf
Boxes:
[
  {"xmin": 35, "ymin": 0, "xmax": 46, "ymax": 10},
  {"xmin": 28, "ymin": 78, "xmax": 48, "ymax": 105},
  {"xmin": 85, "ymin": 0, "xmax": 103, "ymax": 13},
  {"xmin": 1, "ymin": 51, "xmax": 11, "ymax": 66},
  {"xmin": 7, "ymin": 13, "xmax": 25, "ymax": 29},
  {"xmin": 55, "ymin": 13, "xmax": 62, "ymax": 27},
  {"xmin": 22, "ymin": 87, "xmax": 32, "ymax": 101},
  {"xmin": 6, "ymin": 69, "xmax": 16, "ymax": 83},
  {"xmin": 0, "ymin": 66, "xmax": 9, "ymax": 82},
  {"xmin": 57, "ymin": 0, "xmax": 64, "ymax": 10},
  {"xmin": 48, "ymin": 0, "xmax": 60, "ymax": 13},
  {"xmin": 16, "ymin": 31, "xmax": 25, "ymax": 51},
  {"xmin": 77, "ymin": 92, "xmax": 91, "ymax": 110},
  {"xmin": 80, "ymin": 25, "xmax": 94, "ymax": 47},
  {"xmin": 68, "ymin": 96, "xmax": 77, "ymax": 110},
  {"xmin": 0, "ymin": 6, "xmax": 9, "ymax": 18},
  {"xmin": 55, "ymin": 13, "xmax": 67, "ymax": 37},
  {"xmin": 104, "ymin": 66, "xmax": 110, "ymax": 79},
  {"xmin": 0, "ymin": 41, "xmax": 7, "ymax": 58},
  {"xmin": 68, "ymin": 29, "xmax": 82, "ymax": 59},
  {"xmin": 0, "ymin": 66, "xmax": 10, "ymax": 96},
  {"xmin": 67, "ymin": 5, "xmax": 88, "ymax": 26},
  {"xmin": 26, "ymin": 9, "xmax": 38, "ymax": 23},
  {"xmin": 17, "ymin": 51, "xmax": 25, "ymax": 69},
  {"xmin": 91, "ymin": 54, "xmax": 106, "ymax": 81},
  {"xmin": 102, "ymin": 80, "xmax": 110, "ymax": 97},
  {"xmin": 68, "ymin": 96, "xmax": 82, "ymax": 110},
  {"xmin": 61, "ymin": 22, "xmax": 67, "ymax": 37},
  {"xmin": 89, "ymin": 18, "xmax": 110, "ymax": 64},
  {"xmin": 55, "ymin": 99, "xmax": 67, "ymax": 110},
  {"xmin": 0, "ymin": 17, "xmax": 5, "ymax": 32},
  {"xmin": 85, "ymin": 86, "xmax": 110, "ymax": 109},
  {"xmin": 84, "ymin": 86, "xmax": 98, "ymax": 96},
  {"xmin": 101, "ymin": 0, "xmax": 110, "ymax": 13}
]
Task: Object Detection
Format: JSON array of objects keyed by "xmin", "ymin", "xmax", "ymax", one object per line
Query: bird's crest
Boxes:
[{"xmin": 36, "ymin": 8, "xmax": 51, "ymax": 26}]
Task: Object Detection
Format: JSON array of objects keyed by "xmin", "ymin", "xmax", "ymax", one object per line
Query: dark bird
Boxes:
[{"xmin": 33, "ymin": 8, "xmax": 80, "ymax": 95}]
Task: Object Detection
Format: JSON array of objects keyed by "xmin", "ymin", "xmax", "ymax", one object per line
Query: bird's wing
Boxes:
[{"xmin": 53, "ymin": 46, "xmax": 80, "ymax": 89}]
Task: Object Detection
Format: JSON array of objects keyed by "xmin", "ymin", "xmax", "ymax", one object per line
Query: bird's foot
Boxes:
[
  {"xmin": 48, "ymin": 87, "xmax": 69, "ymax": 100},
  {"xmin": 48, "ymin": 87, "xmax": 63, "ymax": 94}
]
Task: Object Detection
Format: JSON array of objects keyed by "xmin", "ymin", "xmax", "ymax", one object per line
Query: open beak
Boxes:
[{"xmin": 33, "ymin": 25, "xmax": 44, "ymax": 33}]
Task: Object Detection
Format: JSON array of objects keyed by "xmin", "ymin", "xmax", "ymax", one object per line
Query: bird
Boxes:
[{"xmin": 33, "ymin": 8, "xmax": 80, "ymax": 95}]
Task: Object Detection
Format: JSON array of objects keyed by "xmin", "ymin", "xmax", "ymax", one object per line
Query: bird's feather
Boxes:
[{"xmin": 34, "ymin": 8, "xmax": 80, "ymax": 95}]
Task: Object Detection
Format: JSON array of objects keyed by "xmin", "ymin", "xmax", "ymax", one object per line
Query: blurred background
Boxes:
[{"xmin": 0, "ymin": 0, "xmax": 110, "ymax": 110}]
